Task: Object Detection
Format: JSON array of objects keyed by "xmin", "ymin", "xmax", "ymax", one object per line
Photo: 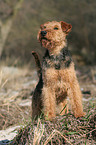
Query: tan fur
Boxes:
[
  {"xmin": 38, "ymin": 21, "xmax": 67, "ymax": 55},
  {"xmin": 32, "ymin": 21, "xmax": 86, "ymax": 120}
]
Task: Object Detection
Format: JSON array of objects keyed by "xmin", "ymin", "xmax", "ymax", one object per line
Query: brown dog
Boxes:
[{"xmin": 32, "ymin": 21, "xmax": 86, "ymax": 120}]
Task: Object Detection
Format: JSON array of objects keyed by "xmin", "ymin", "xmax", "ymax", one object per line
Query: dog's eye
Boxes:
[
  {"xmin": 54, "ymin": 27, "xmax": 58, "ymax": 30},
  {"xmin": 41, "ymin": 26, "xmax": 46, "ymax": 30}
]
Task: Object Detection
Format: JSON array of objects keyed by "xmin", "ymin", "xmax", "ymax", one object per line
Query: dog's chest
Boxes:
[{"xmin": 43, "ymin": 48, "xmax": 72, "ymax": 70}]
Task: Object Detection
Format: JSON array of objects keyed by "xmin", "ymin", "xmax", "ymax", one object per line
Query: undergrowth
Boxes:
[{"xmin": 10, "ymin": 105, "xmax": 96, "ymax": 145}]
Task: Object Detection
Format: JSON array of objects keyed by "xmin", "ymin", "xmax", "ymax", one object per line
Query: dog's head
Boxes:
[{"xmin": 37, "ymin": 21, "xmax": 72, "ymax": 50}]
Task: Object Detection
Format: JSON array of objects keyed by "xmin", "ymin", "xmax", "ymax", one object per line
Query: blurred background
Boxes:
[{"xmin": 0, "ymin": 0, "xmax": 96, "ymax": 66}]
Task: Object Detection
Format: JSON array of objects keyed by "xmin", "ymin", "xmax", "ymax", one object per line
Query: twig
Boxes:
[
  {"xmin": 44, "ymin": 130, "xmax": 56, "ymax": 145},
  {"xmin": 76, "ymin": 128, "xmax": 96, "ymax": 139},
  {"xmin": 44, "ymin": 129, "xmax": 72, "ymax": 145}
]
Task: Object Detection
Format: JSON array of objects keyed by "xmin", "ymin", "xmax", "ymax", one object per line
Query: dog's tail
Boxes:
[{"xmin": 32, "ymin": 51, "xmax": 42, "ymax": 77}]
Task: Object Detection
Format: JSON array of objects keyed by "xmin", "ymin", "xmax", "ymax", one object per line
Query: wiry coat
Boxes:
[{"xmin": 32, "ymin": 21, "xmax": 86, "ymax": 120}]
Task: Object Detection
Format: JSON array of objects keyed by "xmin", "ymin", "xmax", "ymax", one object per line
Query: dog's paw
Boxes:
[
  {"xmin": 74, "ymin": 112, "xmax": 86, "ymax": 118},
  {"xmin": 45, "ymin": 113, "xmax": 56, "ymax": 121}
]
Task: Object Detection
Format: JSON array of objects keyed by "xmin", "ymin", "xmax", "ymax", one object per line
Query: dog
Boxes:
[{"xmin": 32, "ymin": 21, "xmax": 86, "ymax": 120}]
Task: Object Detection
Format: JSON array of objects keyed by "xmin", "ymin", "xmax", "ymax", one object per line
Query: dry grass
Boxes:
[
  {"xmin": 0, "ymin": 65, "xmax": 37, "ymax": 130},
  {"xmin": 33, "ymin": 118, "xmax": 44, "ymax": 145}
]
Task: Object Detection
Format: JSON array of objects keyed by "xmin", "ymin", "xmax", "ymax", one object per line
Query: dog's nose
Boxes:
[{"xmin": 41, "ymin": 31, "xmax": 47, "ymax": 36}]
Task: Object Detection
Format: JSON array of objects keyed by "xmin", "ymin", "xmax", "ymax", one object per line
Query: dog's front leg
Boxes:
[
  {"xmin": 42, "ymin": 68, "xmax": 58, "ymax": 120},
  {"xmin": 68, "ymin": 75, "xmax": 86, "ymax": 118},
  {"xmin": 42, "ymin": 86, "xmax": 56, "ymax": 120}
]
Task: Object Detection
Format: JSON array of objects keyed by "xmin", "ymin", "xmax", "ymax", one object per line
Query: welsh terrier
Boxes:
[{"xmin": 32, "ymin": 21, "xmax": 86, "ymax": 120}]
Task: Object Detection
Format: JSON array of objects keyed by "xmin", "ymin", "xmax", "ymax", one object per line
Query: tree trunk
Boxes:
[{"xmin": 0, "ymin": 0, "xmax": 24, "ymax": 57}]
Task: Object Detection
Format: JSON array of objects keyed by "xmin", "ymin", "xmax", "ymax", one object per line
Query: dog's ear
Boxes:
[{"xmin": 61, "ymin": 21, "xmax": 72, "ymax": 34}]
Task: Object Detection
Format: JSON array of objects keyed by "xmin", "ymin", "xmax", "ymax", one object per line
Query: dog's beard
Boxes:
[{"xmin": 41, "ymin": 39, "xmax": 55, "ymax": 49}]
